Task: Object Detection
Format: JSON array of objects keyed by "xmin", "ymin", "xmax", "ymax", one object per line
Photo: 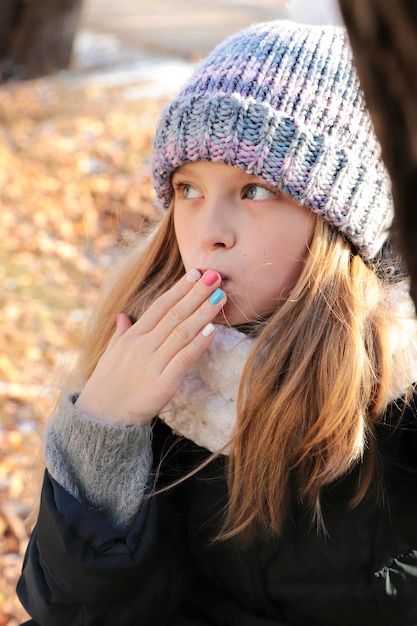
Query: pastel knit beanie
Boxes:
[{"xmin": 152, "ymin": 20, "xmax": 393, "ymax": 260}]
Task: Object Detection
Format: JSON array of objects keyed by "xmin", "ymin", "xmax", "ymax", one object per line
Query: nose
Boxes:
[{"xmin": 198, "ymin": 198, "xmax": 236, "ymax": 251}]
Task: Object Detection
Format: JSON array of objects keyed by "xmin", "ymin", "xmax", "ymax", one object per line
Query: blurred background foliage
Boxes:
[{"xmin": 0, "ymin": 74, "xmax": 165, "ymax": 624}]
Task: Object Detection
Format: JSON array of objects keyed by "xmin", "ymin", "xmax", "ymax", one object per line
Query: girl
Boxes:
[{"xmin": 17, "ymin": 19, "xmax": 417, "ymax": 626}]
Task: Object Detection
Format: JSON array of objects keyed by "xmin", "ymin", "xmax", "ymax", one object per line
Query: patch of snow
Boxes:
[
  {"xmin": 287, "ymin": 0, "xmax": 343, "ymax": 25},
  {"xmin": 73, "ymin": 30, "xmax": 145, "ymax": 71},
  {"xmin": 64, "ymin": 29, "xmax": 195, "ymax": 99}
]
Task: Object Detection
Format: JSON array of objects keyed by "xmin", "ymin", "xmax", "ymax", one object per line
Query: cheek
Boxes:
[
  {"xmin": 173, "ymin": 215, "xmax": 191, "ymax": 257},
  {"xmin": 266, "ymin": 212, "xmax": 314, "ymax": 281},
  {"xmin": 255, "ymin": 235, "xmax": 309, "ymax": 293}
]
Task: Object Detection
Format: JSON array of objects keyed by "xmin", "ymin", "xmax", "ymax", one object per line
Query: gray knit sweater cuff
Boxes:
[{"xmin": 44, "ymin": 393, "xmax": 152, "ymax": 533}]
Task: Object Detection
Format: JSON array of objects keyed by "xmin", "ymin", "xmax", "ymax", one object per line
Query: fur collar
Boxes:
[
  {"xmin": 160, "ymin": 325, "xmax": 253, "ymax": 453},
  {"xmin": 384, "ymin": 281, "xmax": 417, "ymax": 401}
]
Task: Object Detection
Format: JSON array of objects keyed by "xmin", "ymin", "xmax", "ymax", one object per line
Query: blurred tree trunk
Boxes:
[
  {"xmin": 0, "ymin": 0, "xmax": 83, "ymax": 82},
  {"xmin": 339, "ymin": 0, "xmax": 417, "ymax": 310}
]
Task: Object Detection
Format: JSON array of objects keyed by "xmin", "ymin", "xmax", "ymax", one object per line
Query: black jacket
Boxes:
[{"xmin": 17, "ymin": 394, "xmax": 417, "ymax": 626}]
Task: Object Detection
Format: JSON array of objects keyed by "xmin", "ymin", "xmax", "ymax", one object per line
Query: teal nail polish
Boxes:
[{"xmin": 209, "ymin": 288, "xmax": 224, "ymax": 305}]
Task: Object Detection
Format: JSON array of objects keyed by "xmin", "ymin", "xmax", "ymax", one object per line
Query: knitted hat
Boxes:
[{"xmin": 152, "ymin": 20, "xmax": 393, "ymax": 260}]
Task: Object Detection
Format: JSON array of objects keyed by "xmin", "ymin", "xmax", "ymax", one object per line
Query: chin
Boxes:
[{"xmin": 214, "ymin": 309, "xmax": 253, "ymax": 327}]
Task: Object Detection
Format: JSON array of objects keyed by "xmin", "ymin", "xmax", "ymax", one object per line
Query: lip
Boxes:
[{"xmin": 198, "ymin": 268, "xmax": 229, "ymax": 285}]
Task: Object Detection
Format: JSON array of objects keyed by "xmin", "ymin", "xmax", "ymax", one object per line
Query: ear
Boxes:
[{"xmin": 286, "ymin": 0, "xmax": 343, "ymax": 26}]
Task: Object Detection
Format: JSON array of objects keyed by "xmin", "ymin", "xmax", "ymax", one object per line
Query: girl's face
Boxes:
[{"xmin": 173, "ymin": 161, "xmax": 315, "ymax": 325}]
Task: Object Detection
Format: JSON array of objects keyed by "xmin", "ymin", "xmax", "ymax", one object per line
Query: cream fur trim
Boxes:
[
  {"xmin": 160, "ymin": 325, "xmax": 253, "ymax": 453},
  {"xmin": 384, "ymin": 281, "xmax": 417, "ymax": 401}
]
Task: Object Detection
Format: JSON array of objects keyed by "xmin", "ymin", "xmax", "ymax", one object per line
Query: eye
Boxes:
[
  {"xmin": 174, "ymin": 182, "xmax": 202, "ymax": 199},
  {"xmin": 244, "ymin": 184, "xmax": 275, "ymax": 201}
]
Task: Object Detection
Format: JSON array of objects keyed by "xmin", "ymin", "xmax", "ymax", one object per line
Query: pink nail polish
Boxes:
[{"xmin": 203, "ymin": 270, "xmax": 219, "ymax": 286}]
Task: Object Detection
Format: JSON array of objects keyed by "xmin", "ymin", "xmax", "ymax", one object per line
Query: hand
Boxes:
[{"xmin": 75, "ymin": 270, "xmax": 226, "ymax": 425}]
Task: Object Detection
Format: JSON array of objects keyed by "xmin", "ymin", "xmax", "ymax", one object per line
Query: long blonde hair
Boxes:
[{"xmin": 71, "ymin": 208, "xmax": 414, "ymax": 540}]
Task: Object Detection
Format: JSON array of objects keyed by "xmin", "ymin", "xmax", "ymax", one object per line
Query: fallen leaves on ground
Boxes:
[{"xmin": 0, "ymin": 71, "xmax": 166, "ymax": 624}]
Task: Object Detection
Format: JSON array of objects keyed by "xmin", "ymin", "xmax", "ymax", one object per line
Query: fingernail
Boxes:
[
  {"xmin": 186, "ymin": 268, "xmax": 202, "ymax": 283},
  {"xmin": 209, "ymin": 288, "xmax": 224, "ymax": 305},
  {"xmin": 202, "ymin": 323, "xmax": 215, "ymax": 337},
  {"xmin": 116, "ymin": 313, "xmax": 122, "ymax": 327},
  {"xmin": 203, "ymin": 270, "xmax": 219, "ymax": 286}
]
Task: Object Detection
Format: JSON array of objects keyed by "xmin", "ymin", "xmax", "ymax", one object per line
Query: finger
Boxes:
[
  {"xmin": 117, "ymin": 312, "xmax": 133, "ymax": 333},
  {"xmin": 161, "ymin": 317, "xmax": 221, "ymax": 389},
  {"xmin": 160, "ymin": 288, "xmax": 227, "ymax": 361},
  {"xmin": 103, "ymin": 313, "xmax": 132, "ymax": 355},
  {"xmin": 135, "ymin": 269, "xmax": 222, "ymax": 338},
  {"xmin": 144, "ymin": 270, "xmax": 223, "ymax": 347},
  {"xmin": 132, "ymin": 269, "xmax": 202, "ymax": 335}
]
